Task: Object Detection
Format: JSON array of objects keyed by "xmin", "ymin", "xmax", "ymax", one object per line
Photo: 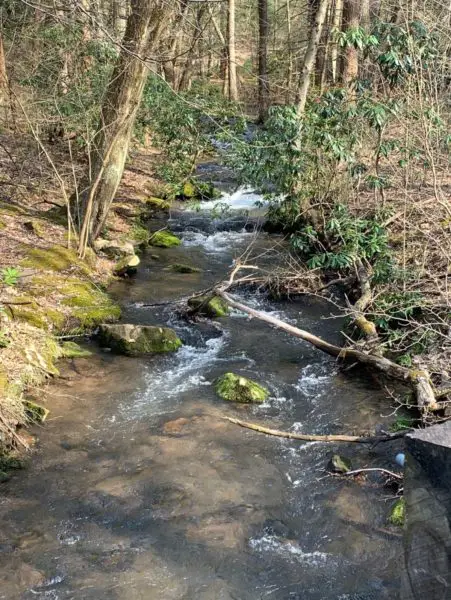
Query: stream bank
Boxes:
[{"xmin": 0, "ymin": 184, "xmax": 404, "ymax": 599}]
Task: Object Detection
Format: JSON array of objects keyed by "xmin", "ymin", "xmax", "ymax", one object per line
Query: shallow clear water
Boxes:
[{"xmin": 0, "ymin": 190, "xmax": 403, "ymax": 599}]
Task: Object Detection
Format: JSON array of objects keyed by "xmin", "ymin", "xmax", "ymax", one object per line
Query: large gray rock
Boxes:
[
  {"xmin": 99, "ymin": 324, "xmax": 182, "ymax": 356},
  {"xmin": 94, "ymin": 238, "xmax": 135, "ymax": 258},
  {"xmin": 401, "ymin": 421, "xmax": 451, "ymax": 599}
]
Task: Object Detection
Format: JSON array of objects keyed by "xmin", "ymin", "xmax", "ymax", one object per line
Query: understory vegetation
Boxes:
[{"xmin": 0, "ymin": 0, "xmax": 450, "ymax": 455}]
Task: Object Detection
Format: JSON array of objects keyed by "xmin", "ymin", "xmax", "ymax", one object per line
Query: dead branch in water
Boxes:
[
  {"xmin": 215, "ymin": 263, "xmax": 439, "ymax": 413},
  {"xmin": 224, "ymin": 416, "xmax": 410, "ymax": 444}
]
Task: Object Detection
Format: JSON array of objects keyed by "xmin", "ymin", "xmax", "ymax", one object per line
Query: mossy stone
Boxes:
[
  {"xmin": 23, "ymin": 400, "xmax": 50, "ymax": 423},
  {"xmin": 389, "ymin": 498, "xmax": 405, "ymax": 527},
  {"xmin": 328, "ymin": 454, "xmax": 352, "ymax": 474},
  {"xmin": 60, "ymin": 341, "xmax": 92, "ymax": 359},
  {"xmin": 215, "ymin": 373, "xmax": 269, "ymax": 403},
  {"xmin": 114, "ymin": 254, "xmax": 140, "ymax": 276},
  {"xmin": 170, "ymin": 263, "xmax": 202, "ymax": 274},
  {"xmin": 146, "ymin": 196, "xmax": 170, "ymax": 210},
  {"xmin": 149, "ymin": 231, "xmax": 181, "ymax": 248},
  {"xmin": 188, "ymin": 294, "xmax": 229, "ymax": 317},
  {"xmin": 21, "ymin": 245, "xmax": 91, "ymax": 275},
  {"xmin": 183, "ymin": 181, "xmax": 196, "ymax": 198},
  {"xmin": 99, "ymin": 324, "xmax": 182, "ymax": 356},
  {"xmin": 24, "ymin": 220, "xmax": 46, "ymax": 238}
]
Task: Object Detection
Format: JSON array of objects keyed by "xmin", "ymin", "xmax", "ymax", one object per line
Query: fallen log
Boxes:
[
  {"xmin": 215, "ymin": 287, "xmax": 439, "ymax": 412},
  {"xmin": 224, "ymin": 416, "xmax": 410, "ymax": 444}
]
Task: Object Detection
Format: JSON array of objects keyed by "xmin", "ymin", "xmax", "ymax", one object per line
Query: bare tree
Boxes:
[
  {"xmin": 77, "ymin": 0, "xmax": 173, "ymax": 252},
  {"xmin": 227, "ymin": 0, "xmax": 238, "ymax": 101},
  {"xmin": 257, "ymin": 0, "xmax": 269, "ymax": 121}
]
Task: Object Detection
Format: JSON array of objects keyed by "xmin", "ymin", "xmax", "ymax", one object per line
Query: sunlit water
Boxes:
[{"xmin": 0, "ymin": 187, "xmax": 403, "ymax": 599}]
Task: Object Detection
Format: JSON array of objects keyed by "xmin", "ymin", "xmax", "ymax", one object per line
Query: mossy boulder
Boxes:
[
  {"xmin": 99, "ymin": 324, "xmax": 182, "ymax": 356},
  {"xmin": 328, "ymin": 454, "xmax": 352, "ymax": 474},
  {"xmin": 146, "ymin": 196, "xmax": 170, "ymax": 210},
  {"xmin": 149, "ymin": 230, "xmax": 181, "ymax": 248},
  {"xmin": 60, "ymin": 341, "xmax": 92, "ymax": 359},
  {"xmin": 94, "ymin": 238, "xmax": 135, "ymax": 258},
  {"xmin": 215, "ymin": 373, "xmax": 269, "ymax": 403},
  {"xmin": 170, "ymin": 263, "xmax": 201, "ymax": 274},
  {"xmin": 113, "ymin": 254, "xmax": 140, "ymax": 277},
  {"xmin": 188, "ymin": 294, "xmax": 229, "ymax": 317},
  {"xmin": 182, "ymin": 181, "xmax": 196, "ymax": 198},
  {"xmin": 21, "ymin": 245, "xmax": 91, "ymax": 275},
  {"xmin": 389, "ymin": 498, "xmax": 405, "ymax": 527}
]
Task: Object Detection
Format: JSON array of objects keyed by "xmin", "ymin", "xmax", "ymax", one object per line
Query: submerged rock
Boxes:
[
  {"xmin": 60, "ymin": 341, "xmax": 92, "ymax": 359},
  {"xmin": 99, "ymin": 324, "xmax": 182, "ymax": 356},
  {"xmin": 170, "ymin": 263, "xmax": 201, "ymax": 274},
  {"xmin": 188, "ymin": 294, "xmax": 229, "ymax": 317},
  {"xmin": 215, "ymin": 372, "xmax": 269, "ymax": 403},
  {"xmin": 23, "ymin": 400, "xmax": 50, "ymax": 423},
  {"xmin": 149, "ymin": 230, "xmax": 181, "ymax": 248},
  {"xmin": 389, "ymin": 497, "xmax": 405, "ymax": 527},
  {"xmin": 113, "ymin": 254, "xmax": 140, "ymax": 276},
  {"xmin": 328, "ymin": 454, "xmax": 353, "ymax": 474}
]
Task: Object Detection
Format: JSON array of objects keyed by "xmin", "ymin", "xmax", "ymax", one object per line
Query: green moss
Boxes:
[
  {"xmin": 0, "ymin": 370, "xmax": 7, "ymax": 394},
  {"xmin": 183, "ymin": 181, "xmax": 196, "ymax": 198},
  {"xmin": 170, "ymin": 263, "xmax": 202, "ymax": 274},
  {"xmin": 0, "ymin": 219, "xmax": 6, "ymax": 230},
  {"xmin": 24, "ymin": 220, "xmax": 46, "ymax": 238},
  {"xmin": 129, "ymin": 223, "xmax": 150, "ymax": 244},
  {"xmin": 188, "ymin": 294, "xmax": 229, "ymax": 317},
  {"xmin": 0, "ymin": 201, "xmax": 25, "ymax": 216},
  {"xmin": 21, "ymin": 245, "xmax": 91, "ymax": 275},
  {"xmin": 215, "ymin": 373, "xmax": 269, "ymax": 403},
  {"xmin": 114, "ymin": 254, "xmax": 140, "ymax": 276},
  {"xmin": 6, "ymin": 304, "xmax": 47, "ymax": 329},
  {"xmin": 328, "ymin": 454, "xmax": 352, "ymax": 474},
  {"xmin": 149, "ymin": 230, "xmax": 181, "ymax": 248},
  {"xmin": 43, "ymin": 308, "xmax": 66, "ymax": 330},
  {"xmin": 60, "ymin": 341, "xmax": 92, "ymax": 358},
  {"xmin": 99, "ymin": 324, "xmax": 182, "ymax": 356},
  {"xmin": 389, "ymin": 498, "xmax": 405, "ymax": 527},
  {"xmin": 23, "ymin": 400, "xmax": 50, "ymax": 423},
  {"xmin": 146, "ymin": 196, "xmax": 170, "ymax": 210},
  {"xmin": 23, "ymin": 337, "xmax": 61, "ymax": 377},
  {"xmin": 0, "ymin": 453, "xmax": 25, "ymax": 471}
]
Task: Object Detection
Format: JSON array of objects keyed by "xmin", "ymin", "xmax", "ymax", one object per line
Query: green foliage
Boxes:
[
  {"xmin": 136, "ymin": 76, "xmax": 244, "ymax": 185},
  {"xmin": 370, "ymin": 291, "xmax": 424, "ymax": 332},
  {"xmin": 0, "ymin": 267, "xmax": 20, "ymax": 286},
  {"xmin": 390, "ymin": 415, "xmax": 415, "ymax": 432},
  {"xmin": 0, "ymin": 330, "xmax": 10, "ymax": 348}
]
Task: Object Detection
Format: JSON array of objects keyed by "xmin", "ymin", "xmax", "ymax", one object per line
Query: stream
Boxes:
[{"xmin": 0, "ymin": 182, "xmax": 403, "ymax": 599}]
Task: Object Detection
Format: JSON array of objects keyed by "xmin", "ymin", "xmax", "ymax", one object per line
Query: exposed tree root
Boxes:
[{"xmin": 224, "ymin": 416, "xmax": 410, "ymax": 444}]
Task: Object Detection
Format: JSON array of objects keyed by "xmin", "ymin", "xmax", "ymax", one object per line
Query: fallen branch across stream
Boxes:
[
  {"xmin": 224, "ymin": 416, "xmax": 410, "ymax": 445},
  {"xmin": 214, "ymin": 264, "xmax": 439, "ymax": 413}
]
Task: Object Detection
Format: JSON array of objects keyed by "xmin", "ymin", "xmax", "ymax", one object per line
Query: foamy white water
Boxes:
[
  {"xmin": 201, "ymin": 186, "xmax": 266, "ymax": 210},
  {"xmin": 249, "ymin": 534, "xmax": 333, "ymax": 567}
]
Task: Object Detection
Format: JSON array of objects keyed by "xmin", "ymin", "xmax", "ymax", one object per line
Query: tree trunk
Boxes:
[
  {"xmin": 77, "ymin": 0, "xmax": 171, "ymax": 251},
  {"xmin": 341, "ymin": 0, "xmax": 360, "ymax": 85},
  {"xmin": 0, "ymin": 33, "xmax": 9, "ymax": 118},
  {"xmin": 227, "ymin": 0, "xmax": 238, "ymax": 101},
  {"xmin": 296, "ymin": 0, "xmax": 330, "ymax": 115},
  {"xmin": 257, "ymin": 0, "xmax": 269, "ymax": 121},
  {"xmin": 330, "ymin": 0, "xmax": 343, "ymax": 83},
  {"xmin": 178, "ymin": 5, "xmax": 206, "ymax": 91},
  {"xmin": 112, "ymin": 0, "xmax": 128, "ymax": 40}
]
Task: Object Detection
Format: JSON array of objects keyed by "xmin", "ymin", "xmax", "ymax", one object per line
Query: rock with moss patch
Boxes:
[
  {"xmin": 215, "ymin": 372, "xmax": 269, "ymax": 403},
  {"xmin": 188, "ymin": 294, "xmax": 229, "ymax": 317},
  {"xmin": 24, "ymin": 220, "xmax": 46, "ymax": 238},
  {"xmin": 170, "ymin": 263, "xmax": 202, "ymax": 274},
  {"xmin": 389, "ymin": 498, "xmax": 405, "ymax": 527},
  {"xmin": 114, "ymin": 254, "xmax": 140, "ymax": 277},
  {"xmin": 94, "ymin": 238, "xmax": 135, "ymax": 258},
  {"xmin": 23, "ymin": 400, "xmax": 50, "ymax": 423},
  {"xmin": 146, "ymin": 196, "xmax": 170, "ymax": 210},
  {"xmin": 99, "ymin": 324, "xmax": 182, "ymax": 356},
  {"xmin": 328, "ymin": 454, "xmax": 352, "ymax": 474},
  {"xmin": 149, "ymin": 230, "xmax": 181, "ymax": 248},
  {"xmin": 182, "ymin": 181, "xmax": 196, "ymax": 198},
  {"xmin": 60, "ymin": 341, "xmax": 92, "ymax": 359}
]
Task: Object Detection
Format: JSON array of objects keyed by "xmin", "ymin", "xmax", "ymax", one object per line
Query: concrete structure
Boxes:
[{"xmin": 401, "ymin": 421, "xmax": 451, "ymax": 599}]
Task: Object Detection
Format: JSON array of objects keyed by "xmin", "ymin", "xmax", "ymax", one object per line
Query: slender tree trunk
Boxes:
[
  {"xmin": 227, "ymin": 0, "xmax": 238, "ymax": 101},
  {"xmin": 330, "ymin": 0, "xmax": 343, "ymax": 83},
  {"xmin": 178, "ymin": 5, "xmax": 206, "ymax": 91},
  {"xmin": 285, "ymin": 0, "xmax": 293, "ymax": 102},
  {"xmin": 296, "ymin": 0, "xmax": 330, "ymax": 115},
  {"xmin": 341, "ymin": 0, "xmax": 360, "ymax": 85},
  {"xmin": 112, "ymin": 0, "xmax": 128, "ymax": 40},
  {"xmin": 0, "ymin": 33, "xmax": 9, "ymax": 117},
  {"xmin": 257, "ymin": 0, "xmax": 270, "ymax": 121},
  {"xmin": 77, "ymin": 0, "xmax": 171, "ymax": 251}
]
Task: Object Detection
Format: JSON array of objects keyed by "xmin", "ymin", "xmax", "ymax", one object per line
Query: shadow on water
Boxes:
[{"xmin": 0, "ymin": 190, "xmax": 403, "ymax": 599}]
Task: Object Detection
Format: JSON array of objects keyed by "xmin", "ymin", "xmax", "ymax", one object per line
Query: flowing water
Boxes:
[{"xmin": 0, "ymin": 185, "xmax": 404, "ymax": 599}]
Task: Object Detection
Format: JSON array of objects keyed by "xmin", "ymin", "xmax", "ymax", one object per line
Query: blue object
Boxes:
[{"xmin": 395, "ymin": 453, "xmax": 406, "ymax": 467}]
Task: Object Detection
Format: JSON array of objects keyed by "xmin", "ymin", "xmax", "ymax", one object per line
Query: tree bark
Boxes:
[
  {"xmin": 178, "ymin": 4, "xmax": 206, "ymax": 91},
  {"xmin": 112, "ymin": 0, "xmax": 128, "ymax": 40},
  {"xmin": 296, "ymin": 0, "xmax": 330, "ymax": 115},
  {"xmin": 77, "ymin": 0, "xmax": 171, "ymax": 251},
  {"xmin": 330, "ymin": 0, "xmax": 343, "ymax": 83},
  {"xmin": 227, "ymin": 0, "xmax": 238, "ymax": 101},
  {"xmin": 341, "ymin": 0, "xmax": 360, "ymax": 85},
  {"xmin": 257, "ymin": 0, "xmax": 269, "ymax": 121},
  {"xmin": 0, "ymin": 33, "xmax": 9, "ymax": 118}
]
